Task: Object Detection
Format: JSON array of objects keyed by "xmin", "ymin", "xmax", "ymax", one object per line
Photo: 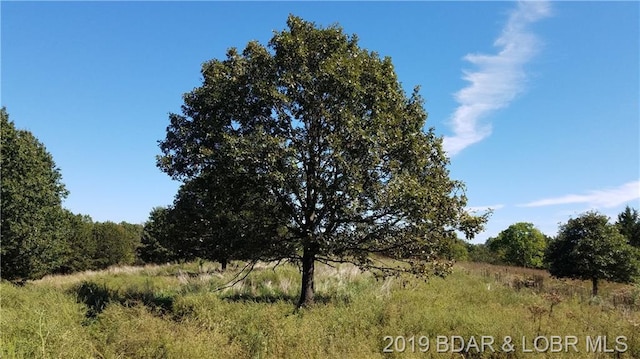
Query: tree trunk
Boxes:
[
  {"xmin": 297, "ymin": 246, "xmax": 316, "ymax": 308},
  {"xmin": 220, "ymin": 258, "xmax": 227, "ymax": 271},
  {"xmin": 591, "ymin": 277, "xmax": 599, "ymax": 297}
]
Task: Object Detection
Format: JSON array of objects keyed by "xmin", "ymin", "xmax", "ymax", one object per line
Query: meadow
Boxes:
[{"xmin": 1, "ymin": 260, "xmax": 639, "ymax": 358}]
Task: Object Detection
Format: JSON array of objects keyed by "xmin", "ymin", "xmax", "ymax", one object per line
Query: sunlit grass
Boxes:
[{"xmin": 2, "ymin": 260, "xmax": 639, "ymax": 358}]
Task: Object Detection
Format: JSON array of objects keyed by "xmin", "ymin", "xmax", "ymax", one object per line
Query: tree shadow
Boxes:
[
  {"xmin": 220, "ymin": 292, "xmax": 299, "ymax": 304},
  {"xmin": 72, "ymin": 281, "xmax": 111, "ymax": 318},
  {"xmin": 220, "ymin": 292, "xmax": 349, "ymax": 306},
  {"xmin": 71, "ymin": 281, "xmax": 175, "ymax": 320},
  {"xmin": 120, "ymin": 289, "xmax": 174, "ymax": 314},
  {"xmin": 72, "ymin": 280, "xmax": 354, "ymax": 322}
]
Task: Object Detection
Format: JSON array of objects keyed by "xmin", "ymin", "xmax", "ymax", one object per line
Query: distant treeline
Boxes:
[
  {"xmin": 1, "ymin": 108, "xmax": 143, "ymax": 282},
  {"xmin": 60, "ymin": 214, "xmax": 142, "ymax": 273},
  {"xmin": 461, "ymin": 209, "xmax": 640, "ymax": 296},
  {"xmin": 463, "ymin": 207, "xmax": 640, "ymax": 269}
]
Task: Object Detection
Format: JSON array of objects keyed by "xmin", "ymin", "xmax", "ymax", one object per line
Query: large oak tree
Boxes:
[{"xmin": 157, "ymin": 16, "xmax": 487, "ymax": 307}]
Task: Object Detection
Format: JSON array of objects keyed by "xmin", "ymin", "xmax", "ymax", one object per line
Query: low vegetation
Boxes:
[{"xmin": 2, "ymin": 261, "xmax": 639, "ymax": 358}]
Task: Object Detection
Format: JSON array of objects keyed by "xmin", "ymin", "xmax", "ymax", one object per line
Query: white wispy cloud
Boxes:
[
  {"xmin": 467, "ymin": 204, "xmax": 505, "ymax": 213},
  {"xmin": 443, "ymin": 1, "xmax": 551, "ymax": 156},
  {"xmin": 520, "ymin": 180, "xmax": 640, "ymax": 208}
]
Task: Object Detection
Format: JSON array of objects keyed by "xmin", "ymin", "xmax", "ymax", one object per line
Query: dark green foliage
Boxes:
[
  {"xmin": 119, "ymin": 221, "xmax": 143, "ymax": 253},
  {"xmin": 58, "ymin": 211, "xmax": 96, "ymax": 273},
  {"xmin": 546, "ymin": 211, "xmax": 640, "ymax": 296},
  {"xmin": 439, "ymin": 237, "xmax": 469, "ymax": 261},
  {"xmin": 157, "ymin": 16, "xmax": 487, "ymax": 307},
  {"xmin": 466, "ymin": 243, "xmax": 501, "ymax": 264},
  {"xmin": 169, "ymin": 172, "xmax": 292, "ymax": 267},
  {"xmin": 616, "ymin": 205, "xmax": 640, "ymax": 247},
  {"xmin": 487, "ymin": 222, "xmax": 548, "ymax": 268},
  {"xmin": 1, "ymin": 108, "xmax": 69, "ymax": 281},
  {"xmin": 92, "ymin": 221, "xmax": 141, "ymax": 269},
  {"xmin": 138, "ymin": 207, "xmax": 176, "ymax": 264}
]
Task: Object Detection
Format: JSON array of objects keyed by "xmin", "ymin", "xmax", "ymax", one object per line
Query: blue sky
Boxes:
[{"xmin": 2, "ymin": 1, "xmax": 638, "ymax": 243}]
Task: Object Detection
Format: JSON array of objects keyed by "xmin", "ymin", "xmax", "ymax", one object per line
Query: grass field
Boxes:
[{"xmin": 1, "ymin": 260, "xmax": 639, "ymax": 358}]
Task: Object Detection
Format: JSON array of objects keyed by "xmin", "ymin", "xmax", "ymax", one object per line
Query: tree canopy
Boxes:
[
  {"xmin": 138, "ymin": 207, "xmax": 176, "ymax": 264},
  {"xmin": 487, "ymin": 222, "xmax": 547, "ymax": 268},
  {"xmin": 616, "ymin": 205, "xmax": 640, "ymax": 248},
  {"xmin": 58, "ymin": 210, "xmax": 96, "ymax": 273},
  {"xmin": 92, "ymin": 221, "xmax": 142, "ymax": 269},
  {"xmin": 157, "ymin": 16, "xmax": 487, "ymax": 307},
  {"xmin": 545, "ymin": 211, "xmax": 639, "ymax": 296},
  {"xmin": 1, "ymin": 108, "xmax": 69, "ymax": 281}
]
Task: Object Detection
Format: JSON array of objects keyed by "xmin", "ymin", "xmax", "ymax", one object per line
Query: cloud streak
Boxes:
[
  {"xmin": 467, "ymin": 204, "xmax": 505, "ymax": 213},
  {"xmin": 520, "ymin": 181, "xmax": 640, "ymax": 208},
  {"xmin": 443, "ymin": 1, "xmax": 551, "ymax": 156}
]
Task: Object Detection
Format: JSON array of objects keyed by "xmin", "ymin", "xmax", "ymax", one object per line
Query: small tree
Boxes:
[
  {"xmin": 59, "ymin": 211, "xmax": 96, "ymax": 273},
  {"xmin": 439, "ymin": 237, "xmax": 469, "ymax": 262},
  {"xmin": 488, "ymin": 222, "xmax": 547, "ymax": 268},
  {"xmin": 92, "ymin": 222, "xmax": 140, "ymax": 269},
  {"xmin": 157, "ymin": 16, "xmax": 487, "ymax": 307},
  {"xmin": 167, "ymin": 173, "xmax": 289, "ymax": 270},
  {"xmin": 138, "ymin": 207, "xmax": 175, "ymax": 264},
  {"xmin": 546, "ymin": 211, "xmax": 639, "ymax": 296},
  {"xmin": 616, "ymin": 205, "xmax": 640, "ymax": 247}
]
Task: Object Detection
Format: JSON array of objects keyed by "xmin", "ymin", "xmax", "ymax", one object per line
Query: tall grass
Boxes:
[
  {"xmin": 0, "ymin": 282, "xmax": 95, "ymax": 358},
  {"xmin": 2, "ymin": 261, "xmax": 638, "ymax": 358}
]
